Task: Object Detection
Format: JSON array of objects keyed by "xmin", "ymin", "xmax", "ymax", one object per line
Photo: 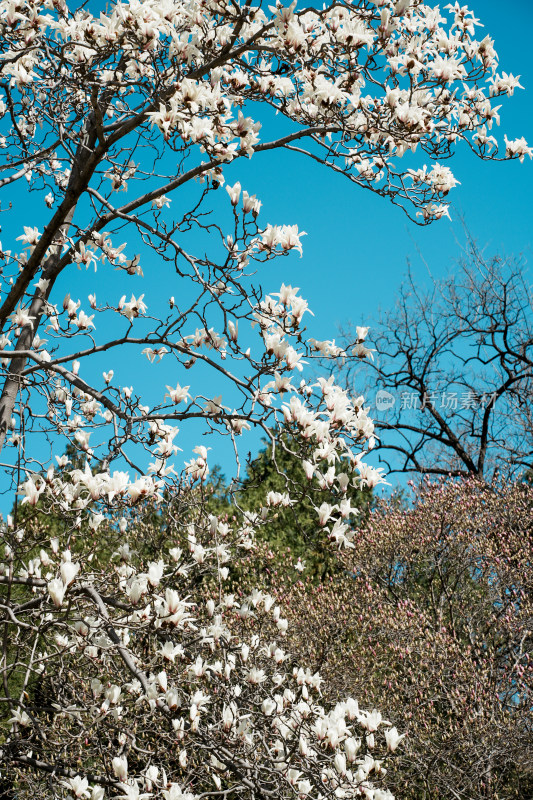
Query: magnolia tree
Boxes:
[{"xmin": 0, "ymin": 0, "xmax": 529, "ymax": 797}]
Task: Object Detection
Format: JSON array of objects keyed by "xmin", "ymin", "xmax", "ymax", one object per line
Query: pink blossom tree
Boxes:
[{"xmin": 273, "ymin": 479, "xmax": 533, "ymax": 799}]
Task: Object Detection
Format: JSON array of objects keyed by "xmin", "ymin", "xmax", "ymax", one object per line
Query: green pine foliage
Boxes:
[{"xmin": 236, "ymin": 435, "xmax": 373, "ymax": 579}]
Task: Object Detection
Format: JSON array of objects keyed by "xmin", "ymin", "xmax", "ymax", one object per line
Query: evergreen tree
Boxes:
[{"xmin": 237, "ymin": 435, "xmax": 373, "ymax": 578}]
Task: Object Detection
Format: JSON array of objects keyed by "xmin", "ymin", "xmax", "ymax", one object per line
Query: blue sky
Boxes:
[{"xmin": 1, "ymin": 0, "xmax": 532, "ymax": 515}]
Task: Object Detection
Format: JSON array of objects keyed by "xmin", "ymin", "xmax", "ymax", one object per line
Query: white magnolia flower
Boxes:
[
  {"xmin": 60, "ymin": 558, "xmax": 80, "ymax": 586},
  {"xmin": 9, "ymin": 708, "xmax": 31, "ymax": 727},
  {"xmin": 385, "ymin": 726, "xmax": 406, "ymax": 752},
  {"xmin": 165, "ymin": 383, "xmax": 191, "ymax": 404},
  {"xmin": 61, "ymin": 776, "xmax": 90, "ymax": 798},
  {"xmin": 112, "ymin": 755, "xmax": 128, "ymax": 782},
  {"xmin": 117, "ymin": 782, "xmax": 153, "ymax": 800},
  {"xmin": 16, "ymin": 226, "xmax": 40, "ymax": 245},
  {"xmin": 47, "ymin": 578, "xmax": 66, "ymax": 607},
  {"xmin": 118, "ymin": 294, "xmax": 147, "ymax": 320}
]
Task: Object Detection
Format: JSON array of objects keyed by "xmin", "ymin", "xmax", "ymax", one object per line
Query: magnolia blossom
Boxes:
[
  {"xmin": 47, "ymin": 578, "xmax": 66, "ymax": 607},
  {"xmin": 226, "ymin": 182, "xmax": 242, "ymax": 206},
  {"xmin": 118, "ymin": 294, "xmax": 147, "ymax": 320},
  {"xmin": 113, "ymin": 756, "xmax": 128, "ymax": 782},
  {"xmin": 61, "ymin": 776, "xmax": 90, "ymax": 798},
  {"xmin": 16, "ymin": 226, "xmax": 40, "ymax": 246},
  {"xmin": 60, "ymin": 558, "xmax": 80, "ymax": 586},
  {"xmin": 165, "ymin": 384, "xmax": 191, "ymax": 404},
  {"xmin": 19, "ymin": 476, "xmax": 43, "ymax": 505},
  {"xmin": 385, "ymin": 727, "xmax": 406, "ymax": 752}
]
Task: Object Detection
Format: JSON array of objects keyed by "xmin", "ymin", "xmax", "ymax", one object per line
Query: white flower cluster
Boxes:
[
  {"xmin": 0, "ymin": 0, "xmax": 528, "ymax": 228},
  {"xmin": 1, "ymin": 507, "xmax": 401, "ymax": 800}
]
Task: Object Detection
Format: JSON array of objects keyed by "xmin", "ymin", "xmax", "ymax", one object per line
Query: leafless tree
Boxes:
[{"xmin": 341, "ymin": 239, "xmax": 533, "ymax": 479}]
